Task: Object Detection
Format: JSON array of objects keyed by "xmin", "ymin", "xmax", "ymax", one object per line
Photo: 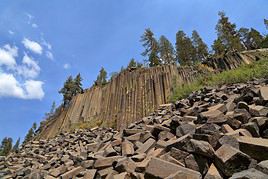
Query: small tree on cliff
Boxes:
[
  {"xmin": 59, "ymin": 76, "xmax": 76, "ymax": 106},
  {"xmin": 176, "ymin": 30, "xmax": 195, "ymax": 65},
  {"xmin": 191, "ymin": 30, "xmax": 209, "ymax": 62},
  {"xmin": 128, "ymin": 58, "xmax": 137, "ymax": 68},
  {"xmin": 12, "ymin": 138, "xmax": 20, "ymax": 152},
  {"xmin": 158, "ymin": 35, "xmax": 176, "ymax": 64},
  {"xmin": 45, "ymin": 101, "xmax": 57, "ymax": 119},
  {"xmin": 264, "ymin": 19, "xmax": 268, "ymax": 30},
  {"xmin": 239, "ymin": 28, "xmax": 263, "ymax": 50},
  {"xmin": 212, "ymin": 38, "xmax": 225, "ymax": 56},
  {"xmin": 260, "ymin": 19, "xmax": 268, "ymax": 48},
  {"xmin": 127, "ymin": 58, "xmax": 143, "ymax": 69},
  {"xmin": 0, "ymin": 137, "xmax": 13, "ymax": 156},
  {"xmin": 140, "ymin": 28, "xmax": 161, "ymax": 67},
  {"xmin": 23, "ymin": 123, "xmax": 37, "ymax": 145},
  {"xmin": 95, "ymin": 67, "xmax": 107, "ymax": 86},
  {"xmin": 74, "ymin": 73, "xmax": 83, "ymax": 94},
  {"xmin": 215, "ymin": 11, "xmax": 244, "ymax": 54}
]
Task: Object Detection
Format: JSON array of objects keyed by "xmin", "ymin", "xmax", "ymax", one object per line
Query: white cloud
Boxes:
[
  {"xmin": 0, "ymin": 43, "xmax": 45, "ymax": 100},
  {"xmin": 0, "ymin": 73, "xmax": 25, "ymax": 98},
  {"xmin": 22, "ymin": 38, "xmax": 43, "ymax": 55},
  {"xmin": 46, "ymin": 51, "xmax": 54, "ymax": 60},
  {"xmin": 16, "ymin": 54, "xmax": 40, "ymax": 79},
  {"xmin": 63, "ymin": 63, "xmax": 70, "ymax": 69},
  {"xmin": 8, "ymin": 30, "xmax": 14, "ymax": 35},
  {"xmin": 0, "ymin": 73, "xmax": 44, "ymax": 100},
  {"xmin": 26, "ymin": 13, "xmax": 34, "ymax": 20},
  {"xmin": 42, "ymin": 39, "xmax": 52, "ymax": 50},
  {"xmin": 23, "ymin": 80, "xmax": 44, "ymax": 99},
  {"xmin": 32, "ymin": 23, "xmax": 38, "ymax": 28},
  {"xmin": 0, "ymin": 45, "xmax": 18, "ymax": 68}
]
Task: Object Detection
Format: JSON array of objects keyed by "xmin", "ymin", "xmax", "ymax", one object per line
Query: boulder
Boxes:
[
  {"xmin": 187, "ymin": 139, "xmax": 215, "ymax": 158},
  {"xmin": 215, "ymin": 144, "xmax": 251, "ymax": 177},
  {"xmin": 260, "ymin": 86, "xmax": 268, "ymax": 101},
  {"xmin": 237, "ymin": 136, "xmax": 268, "ymax": 160},
  {"xmin": 204, "ymin": 163, "xmax": 223, "ymax": 179},
  {"xmin": 230, "ymin": 168, "xmax": 268, "ymax": 179},
  {"xmin": 145, "ymin": 157, "xmax": 201, "ymax": 179}
]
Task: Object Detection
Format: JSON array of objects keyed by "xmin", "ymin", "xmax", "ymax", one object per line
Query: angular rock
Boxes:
[
  {"xmin": 122, "ymin": 140, "xmax": 134, "ymax": 156},
  {"xmin": 94, "ymin": 156, "xmax": 123, "ymax": 169},
  {"xmin": 187, "ymin": 139, "xmax": 215, "ymax": 158},
  {"xmin": 136, "ymin": 138, "xmax": 156, "ymax": 154},
  {"xmin": 145, "ymin": 157, "xmax": 201, "ymax": 179},
  {"xmin": 204, "ymin": 163, "xmax": 223, "ymax": 179},
  {"xmin": 241, "ymin": 122, "xmax": 260, "ymax": 137},
  {"xmin": 218, "ymin": 135, "xmax": 239, "ymax": 149},
  {"xmin": 230, "ymin": 168, "xmax": 268, "ymax": 179},
  {"xmin": 61, "ymin": 166, "xmax": 84, "ymax": 179},
  {"xmin": 238, "ymin": 136, "xmax": 268, "ymax": 160},
  {"xmin": 176, "ymin": 123, "xmax": 196, "ymax": 137},
  {"xmin": 83, "ymin": 169, "xmax": 97, "ymax": 179},
  {"xmin": 215, "ymin": 144, "xmax": 251, "ymax": 177},
  {"xmin": 260, "ymin": 86, "xmax": 268, "ymax": 101}
]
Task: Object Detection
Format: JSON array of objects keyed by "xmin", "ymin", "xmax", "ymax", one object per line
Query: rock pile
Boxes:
[{"xmin": 2, "ymin": 79, "xmax": 268, "ymax": 178}]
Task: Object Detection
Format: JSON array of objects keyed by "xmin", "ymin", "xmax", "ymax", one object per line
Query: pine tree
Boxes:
[
  {"xmin": 128, "ymin": 58, "xmax": 137, "ymax": 68},
  {"xmin": 23, "ymin": 128, "xmax": 34, "ymax": 145},
  {"xmin": 191, "ymin": 30, "xmax": 208, "ymax": 62},
  {"xmin": 0, "ymin": 137, "xmax": 13, "ymax": 156},
  {"xmin": 45, "ymin": 101, "xmax": 57, "ymax": 118},
  {"xmin": 59, "ymin": 76, "xmax": 75, "ymax": 106},
  {"xmin": 175, "ymin": 30, "xmax": 195, "ymax": 65},
  {"xmin": 32, "ymin": 122, "xmax": 37, "ymax": 131},
  {"xmin": 23, "ymin": 123, "xmax": 38, "ymax": 145},
  {"xmin": 12, "ymin": 138, "xmax": 20, "ymax": 152},
  {"xmin": 215, "ymin": 11, "xmax": 244, "ymax": 54},
  {"xmin": 212, "ymin": 38, "xmax": 225, "ymax": 56},
  {"xmin": 261, "ymin": 19, "xmax": 268, "ymax": 48},
  {"xmin": 158, "ymin": 35, "xmax": 176, "ymax": 64},
  {"xmin": 74, "ymin": 73, "xmax": 83, "ymax": 94},
  {"xmin": 264, "ymin": 19, "xmax": 268, "ymax": 30},
  {"xmin": 140, "ymin": 28, "xmax": 161, "ymax": 67},
  {"xmin": 95, "ymin": 67, "xmax": 107, "ymax": 86},
  {"xmin": 239, "ymin": 28, "xmax": 263, "ymax": 50}
]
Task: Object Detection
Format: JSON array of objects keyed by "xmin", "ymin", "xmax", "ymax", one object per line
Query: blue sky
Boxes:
[{"xmin": 0, "ymin": 0, "xmax": 267, "ymax": 142}]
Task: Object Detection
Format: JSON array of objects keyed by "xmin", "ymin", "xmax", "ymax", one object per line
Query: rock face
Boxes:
[
  {"xmin": 3, "ymin": 79, "xmax": 268, "ymax": 178},
  {"xmin": 38, "ymin": 50, "xmax": 265, "ymax": 139}
]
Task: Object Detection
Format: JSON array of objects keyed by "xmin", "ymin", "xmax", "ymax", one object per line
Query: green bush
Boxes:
[{"xmin": 170, "ymin": 58, "xmax": 268, "ymax": 102}]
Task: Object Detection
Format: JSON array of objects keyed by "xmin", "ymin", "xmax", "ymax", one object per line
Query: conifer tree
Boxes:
[
  {"xmin": 140, "ymin": 28, "xmax": 161, "ymax": 67},
  {"xmin": 0, "ymin": 137, "xmax": 13, "ymax": 156},
  {"xmin": 59, "ymin": 76, "xmax": 75, "ymax": 106},
  {"xmin": 260, "ymin": 19, "xmax": 268, "ymax": 48},
  {"xmin": 74, "ymin": 73, "xmax": 83, "ymax": 94},
  {"xmin": 128, "ymin": 58, "xmax": 137, "ymax": 68},
  {"xmin": 212, "ymin": 38, "xmax": 225, "ymax": 56},
  {"xmin": 95, "ymin": 67, "xmax": 107, "ymax": 86},
  {"xmin": 215, "ymin": 11, "xmax": 244, "ymax": 54},
  {"xmin": 24, "ymin": 128, "xmax": 34, "ymax": 145},
  {"xmin": 13, "ymin": 138, "xmax": 20, "ymax": 152},
  {"xmin": 127, "ymin": 58, "xmax": 143, "ymax": 68},
  {"xmin": 23, "ymin": 123, "xmax": 37, "ymax": 145},
  {"xmin": 191, "ymin": 30, "xmax": 209, "ymax": 62},
  {"xmin": 176, "ymin": 30, "xmax": 195, "ymax": 65},
  {"xmin": 239, "ymin": 28, "xmax": 263, "ymax": 50},
  {"xmin": 159, "ymin": 35, "xmax": 176, "ymax": 64},
  {"xmin": 45, "ymin": 101, "xmax": 57, "ymax": 118},
  {"xmin": 264, "ymin": 19, "xmax": 268, "ymax": 30}
]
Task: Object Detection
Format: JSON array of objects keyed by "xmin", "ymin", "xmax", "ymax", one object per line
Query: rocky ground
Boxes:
[{"xmin": 2, "ymin": 79, "xmax": 268, "ymax": 178}]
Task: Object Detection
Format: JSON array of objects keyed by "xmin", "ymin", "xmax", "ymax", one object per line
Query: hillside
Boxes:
[
  {"xmin": 37, "ymin": 49, "xmax": 267, "ymax": 139},
  {"xmin": 3, "ymin": 78, "xmax": 268, "ymax": 178}
]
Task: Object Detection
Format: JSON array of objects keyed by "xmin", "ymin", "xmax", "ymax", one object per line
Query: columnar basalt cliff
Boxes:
[{"xmin": 38, "ymin": 50, "xmax": 267, "ymax": 139}]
